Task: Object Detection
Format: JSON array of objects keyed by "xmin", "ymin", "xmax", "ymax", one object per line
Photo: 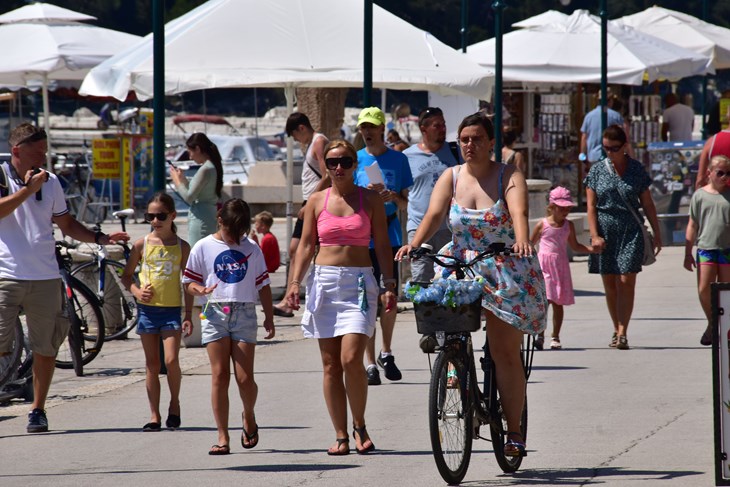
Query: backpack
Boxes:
[{"xmin": 448, "ymin": 141, "xmax": 460, "ymax": 163}]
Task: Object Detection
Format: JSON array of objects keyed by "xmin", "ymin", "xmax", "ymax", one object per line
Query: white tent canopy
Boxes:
[
  {"xmin": 512, "ymin": 10, "xmax": 569, "ymax": 29},
  {"xmin": 467, "ymin": 9, "xmax": 712, "ymax": 85},
  {"xmin": 617, "ymin": 6, "xmax": 730, "ymax": 70},
  {"xmin": 0, "ymin": 2, "xmax": 141, "ymax": 167},
  {"xmin": 79, "ymin": 0, "xmax": 493, "ymax": 101},
  {"xmin": 0, "ymin": 2, "xmax": 94, "ymax": 23}
]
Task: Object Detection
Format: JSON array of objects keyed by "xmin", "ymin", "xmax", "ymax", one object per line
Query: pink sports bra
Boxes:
[{"xmin": 317, "ymin": 188, "xmax": 371, "ymax": 247}]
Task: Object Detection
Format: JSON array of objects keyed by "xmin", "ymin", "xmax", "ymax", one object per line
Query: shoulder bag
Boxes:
[{"xmin": 603, "ymin": 158, "xmax": 656, "ymax": 266}]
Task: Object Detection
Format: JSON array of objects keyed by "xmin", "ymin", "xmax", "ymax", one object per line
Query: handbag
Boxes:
[{"xmin": 603, "ymin": 159, "xmax": 656, "ymax": 266}]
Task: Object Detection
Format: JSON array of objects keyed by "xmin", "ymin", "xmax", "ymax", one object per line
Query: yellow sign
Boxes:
[
  {"xmin": 91, "ymin": 139, "xmax": 121, "ymax": 179},
  {"xmin": 721, "ymin": 98, "xmax": 730, "ymax": 130}
]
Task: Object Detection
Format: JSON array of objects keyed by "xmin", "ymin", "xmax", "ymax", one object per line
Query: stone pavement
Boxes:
[{"xmin": 0, "ymin": 218, "xmax": 718, "ymax": 486}]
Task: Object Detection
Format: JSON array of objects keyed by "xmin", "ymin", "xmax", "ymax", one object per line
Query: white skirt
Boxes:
[{"xmin": 301, "ymin": 265, "xmax": 378, "ymax": 339}]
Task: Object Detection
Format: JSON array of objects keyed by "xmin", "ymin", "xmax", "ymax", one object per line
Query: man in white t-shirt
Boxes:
[
  {"xmin": 0, "ymin": 123, "xmax": 128, "ymax": 434},
  {"xmin": 662, "ymin": 93, "xmax": 695, "ymax": 142},
  {"xmin": 273, "ymin": 113, "xmax": 329, "ymax": 317}
]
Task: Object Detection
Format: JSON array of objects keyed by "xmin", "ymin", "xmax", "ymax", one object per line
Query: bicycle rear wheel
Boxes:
[
  {"xmin": 489, "ymin": 378, "xmax": 528, "ymax": 473},
  {"xmin": 71, "ymin": 260, "xmax": 138, "ymax": 341},
  {"xmin": 429, "ymin": 349, "xmax": 473, "ymax": 485},
  {"xmin": 55, "ymin": 277, "xmax": 105, "ymax": 370}
]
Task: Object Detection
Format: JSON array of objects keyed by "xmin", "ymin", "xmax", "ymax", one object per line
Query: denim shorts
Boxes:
[
  {"xmin": 136, "ymin": 304, "xmax": 182, "ymax": 334},
  {"xmin": 201, "ymin": 302, "xmax": 258, "ymax": 345},
  {"xmin": 697, "ymin": 248, "xmax": 730, "ymax": 266}
]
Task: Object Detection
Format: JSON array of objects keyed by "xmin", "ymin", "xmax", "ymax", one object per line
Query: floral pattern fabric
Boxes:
[
  {"xmin": 583, "ymin": 158, "xmax": 651, "ymax": 275},
  {"xmin": 434, "ymin": 167, "xmax": 547, "ymax": 336}
]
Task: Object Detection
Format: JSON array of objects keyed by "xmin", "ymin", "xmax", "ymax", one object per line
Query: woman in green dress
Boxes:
[{"xmin": 170, "ymin": 133, "xmax": 223, "ymax": 246}]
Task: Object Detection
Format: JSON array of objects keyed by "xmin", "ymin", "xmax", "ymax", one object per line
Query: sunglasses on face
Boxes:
[
  {"xmin": 144, "ymin": 212, "xmax": 169, "ymax": 222},
  {"xmin": 16, "ymin": 129, "xmax": 47, "ymax": 146},
  {"xmin": 325, "ymin": 156, "xmax": 354, "ymax": 170},
  {"xmin": 716, "ymin": 169, "xmax": 730, "ymax": 178},
  {"xmin": 459, "ymin": 135, "xmax": 486, "ymax": 146},
  {"xmin": 602, "ymin": 143, "xmax": 624, "ymax": 153}
]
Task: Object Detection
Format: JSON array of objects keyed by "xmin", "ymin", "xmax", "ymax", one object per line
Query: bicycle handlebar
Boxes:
[{"xmin": 409, "ymin": 242, "xmax": 517, "ymax": 272}]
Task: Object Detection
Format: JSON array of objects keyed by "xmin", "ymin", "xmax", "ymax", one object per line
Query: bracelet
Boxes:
[{"xmin": 290, "ymin": 280, "xmax": 301, "ymax": 286}]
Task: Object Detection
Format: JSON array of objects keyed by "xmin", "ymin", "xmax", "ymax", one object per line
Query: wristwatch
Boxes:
[{"xmin": 94, "ymin": 230, "xmax": 106, "ymax": 245}]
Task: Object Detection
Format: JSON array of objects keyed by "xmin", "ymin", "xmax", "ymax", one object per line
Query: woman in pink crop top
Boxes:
[{"xmin": 284, "ymin": 139, "xmax": 395, "ymax": 456}]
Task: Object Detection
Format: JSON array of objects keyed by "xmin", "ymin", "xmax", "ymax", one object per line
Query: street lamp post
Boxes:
[{"xmin": 363, "ymin": 0, "xmax": 373, "ymax": 107}]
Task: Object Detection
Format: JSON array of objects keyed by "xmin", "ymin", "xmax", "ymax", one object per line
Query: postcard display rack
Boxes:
[
  {"xmin": 534, "ymin": 93, "xmax": 580, "ymax": 199},
  {"xmin": 628, "ymin": 94, "xmax": 661, "ymax": 163}
]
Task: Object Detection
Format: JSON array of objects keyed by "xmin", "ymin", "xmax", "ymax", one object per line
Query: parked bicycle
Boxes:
[
  {"xmin": 70, "ymin": 209, "xmax": 139, "ymax": 341},
  {"xmin": 0, "ymin": 315, "xmax": 33, "ymax": 403},
  {"xmin": 409, "ymin": 243, "xmax": 535, "ymax": 484},
  {"xmin": 55, "ymin": 240, "xmax": 106, "ymax": 376}
]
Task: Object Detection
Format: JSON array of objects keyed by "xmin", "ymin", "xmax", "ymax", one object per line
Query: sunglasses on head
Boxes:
[
  {"xmin": 419, "ymin": 107, "xmax": 443, "ymax": 124},
  {"xmin": 325, "ymin": 156, "xmax": 354, "ymax": 170},
  {"xmin": 144, "ymin": 212, "xmax": 169, "ymax": 222},
  {"xmin": 16, "ymin": 129, "xmax": 47, "ymax": 146}
]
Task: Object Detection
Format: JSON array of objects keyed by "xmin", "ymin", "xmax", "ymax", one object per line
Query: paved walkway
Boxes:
[{"xmin": 0, "ymin": 219, "xmax": 717, "ymax": 486}]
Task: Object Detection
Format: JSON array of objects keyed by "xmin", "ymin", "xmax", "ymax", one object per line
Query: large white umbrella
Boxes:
[
  {"xmin": 80, "ymin": 0, "xmax": 493, "ymax": 249},
  {"xmin": 0, "ymin": 3, "xmax": 140, "ymax": 166},
  {"xmin": 467, "ymin": 9, "xmax": 712, "ymax": 85},
  {"xmin": 617, "ymin": 6, "xmax": 730, "ymax": 70},
  {"xmin": 79, "ymin": 0, "xmax": 493, "ymax": 101}
]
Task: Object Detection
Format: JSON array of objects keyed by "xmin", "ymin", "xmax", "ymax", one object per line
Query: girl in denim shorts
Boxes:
[
  {"xmin": 684, "ymin": 155, "xmax": 730, "ymax": 345},
  {"xmin": 122, "ymin": 192, "xmax": 193, "ymax": 432},
  {"xmin": 183, "ymin": 198, "xmax": 275, "ymax": 455}
]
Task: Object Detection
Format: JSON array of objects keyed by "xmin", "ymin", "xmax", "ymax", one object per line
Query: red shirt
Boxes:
[{"xmin": 259, "ymin": 232, "xmax": 280, "ymax": 273}]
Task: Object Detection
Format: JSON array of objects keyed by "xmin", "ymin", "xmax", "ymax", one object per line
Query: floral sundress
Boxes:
[{"xmin": 435, "ymin": 166, "xmax": 547, "ymax": 336}]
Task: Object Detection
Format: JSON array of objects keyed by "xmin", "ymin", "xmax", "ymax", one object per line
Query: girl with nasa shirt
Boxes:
[{"xmin": 183, "ymin": 199, "xmax": 275, "ymax": 455}]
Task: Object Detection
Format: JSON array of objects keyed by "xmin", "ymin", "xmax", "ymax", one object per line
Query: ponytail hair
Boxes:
[
  {"xmin": 217, "ymin": 198, "xmax": 251, "ymax": 245},
  {"xmin": 186, "ymin": 132, "xmax": 224, "ymax": 198}
]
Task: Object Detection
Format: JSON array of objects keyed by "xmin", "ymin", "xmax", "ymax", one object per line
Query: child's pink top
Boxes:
[{"xmin": 317, "ymin": 188, "xmax": 371, "ymax": 247}]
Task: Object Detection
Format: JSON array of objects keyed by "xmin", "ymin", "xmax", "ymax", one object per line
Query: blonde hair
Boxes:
[
  {"xmin": 254, "ymin": 210, "xmax": 274, "ymax": 228},
  {"xmin": 709, "ymin": 155, "xmax": 730, "ymax": 171}
]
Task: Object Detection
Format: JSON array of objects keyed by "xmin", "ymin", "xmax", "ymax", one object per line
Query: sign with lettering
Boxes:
[{"xmin": 92, "ymin": 139, "xmax": 121, "ymax": 179}]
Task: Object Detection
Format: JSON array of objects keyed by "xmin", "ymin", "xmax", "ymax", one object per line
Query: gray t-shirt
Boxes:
[
  {"xmin": 689, "ymin": 188, "xmax": 730, "ymax": 249},
  {"xmin": 403, "ymin": 143, "xmax": 459, "ymax": 232}
]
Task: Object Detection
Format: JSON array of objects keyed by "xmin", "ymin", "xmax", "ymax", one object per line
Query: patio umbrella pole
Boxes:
[
  {"xmin": 600, "ymin": 0, "xmax": 608, "ymax": 138},
  {"xmin": 42, "ymin": 75, "xmax": 52, "ymax": 170},
  {"xmin": 285, "ymin": 86, "xmax": 294, "ymax": 273},
  {"xmin": 493, "ymin": 0, "xmax": 504, "ymax": 163}
]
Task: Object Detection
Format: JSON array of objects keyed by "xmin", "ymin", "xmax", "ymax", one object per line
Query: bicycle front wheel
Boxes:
[
  {"xmin": 55, "ymin": 277, "xmax": 105, "ymax": 369},
  {"xmin": 71, "ymin": 260, "xmax": 138, "ymax": 341},
  {"xmin": 429, "ymin": 349, "xmax": 473, "ymax": 485}
]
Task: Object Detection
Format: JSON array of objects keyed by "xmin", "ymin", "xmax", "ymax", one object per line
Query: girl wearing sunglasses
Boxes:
[
  {"xmin": 122, "ymin": 192, "xmax": 193, "ymax": 432},
  {"xmin": 585, "ymin": 124, "xmax": 662, "ymax": 350},
  {"xmin": 684, "ymin": 155, "xmax": 730, "ymax": 346},
  {"xmin": 284, "ymin": 139, "xmax": 395, "ymax": 456}
]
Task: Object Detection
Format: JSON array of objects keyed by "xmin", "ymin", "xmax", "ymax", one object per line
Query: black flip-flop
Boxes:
[
  {"xmin": 241, "ymin": 425, "xmax": 259, "ymax": 449},
  {"xmin": 327, "ymin": 438, "xmax": 350, "ymax": 456},
  {"xmin": 209, "ymin": 444, "xmax": 230, "ymax": 455},
  {"xmin": 273, "ymin": 306, "xmax": 294, "ymax": 318}
]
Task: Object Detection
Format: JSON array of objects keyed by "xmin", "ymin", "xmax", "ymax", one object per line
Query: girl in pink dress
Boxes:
[{"xmin": 530, "ymin": 187, "xmax": 594, "ymax": 349}]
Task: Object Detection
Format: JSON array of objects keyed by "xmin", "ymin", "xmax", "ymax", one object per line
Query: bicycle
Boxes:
[
  {"xmin": 70, "ymin": 209, "xmax": 139, "ymax": 341},
  {"xmin": 0, "ymin": 314, "xmax": 34, "ymax": 403},
  {"xmin": 55, "ymin": 240, "xmax": 106, "ymax": 376},
  {"xmin": 408, "ymin": 243, "xmax": 536, "ymax": 484}
]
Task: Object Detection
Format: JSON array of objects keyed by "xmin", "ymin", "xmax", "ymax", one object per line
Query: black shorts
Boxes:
[
  {"xmin": 292, "ymin": 200, "xmax": 307, "ymax": 239},
  {"xmin": 369, "ymin": 247, "xmax": 400, "ymax": 295}
]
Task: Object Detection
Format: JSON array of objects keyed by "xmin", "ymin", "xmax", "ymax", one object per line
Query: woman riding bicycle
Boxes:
[{"xmin": 396, "ymin": 112, "xmax": 547, "ymax": 457}]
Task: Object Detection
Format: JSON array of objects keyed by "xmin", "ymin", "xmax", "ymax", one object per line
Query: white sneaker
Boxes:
[{"xmin": 550, "ymin": 338, "xmax": 562, "ymax": 349}]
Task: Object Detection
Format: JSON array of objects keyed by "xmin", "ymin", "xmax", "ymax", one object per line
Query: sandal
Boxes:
[
  {"xmin": 616, "ymin": 335, "xmax": 629, "ymax": 350},
  {"xmin": 550, "ymin": 337, "xmax": 562, "ymax": 350},
  {"xmin": 504, "ymin": 431, "xmax": 527, "ymax": 457},
  {"xmin": 352, "ymin": 424, "xmax": 375, "ymax": 454},
  {"xmin": 609, "ymin": 333, "xmax": 618, "ymax": 348},
  {"xmin": 327, "ymin": 438, "xmax": 350, "ymax": 456},
  {"xmin": 208, "ymin": 444, "xmax": 230, "ymax": 455},
  {"xmin": 701, "ymin": 328, "xmax": 712, "ymax": 346},
  {"xmin": 242, "ymin": 423, "xmax": 259, "ymax": 449}
]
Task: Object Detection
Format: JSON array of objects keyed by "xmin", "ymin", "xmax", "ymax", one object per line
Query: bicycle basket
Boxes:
[{"xmin": 411, "ymin": 281, "xmax": 482, "ymax": 334}]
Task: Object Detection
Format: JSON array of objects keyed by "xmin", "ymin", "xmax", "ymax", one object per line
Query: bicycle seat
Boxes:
[{"xmin": 113, "ymin": 208, "xmax": 135, "ymax": 219}]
